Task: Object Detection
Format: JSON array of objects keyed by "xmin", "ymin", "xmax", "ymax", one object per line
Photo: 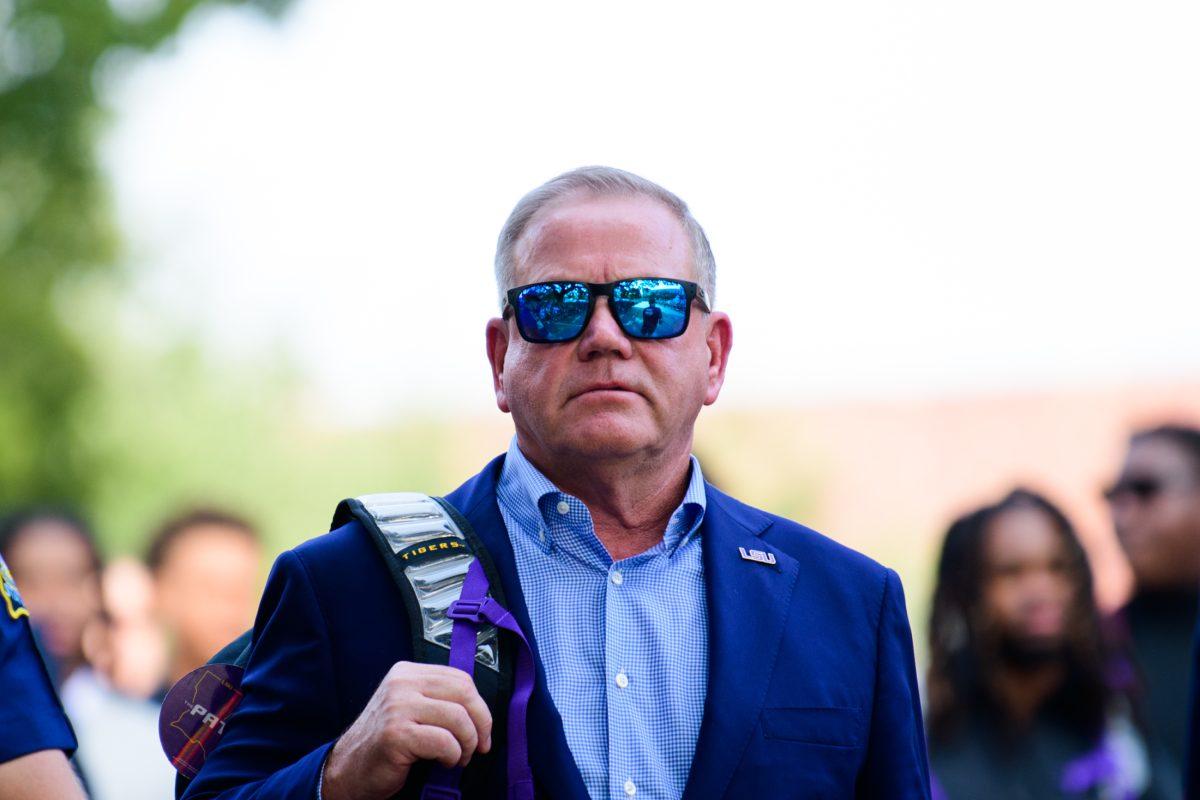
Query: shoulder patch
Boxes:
[{"xmin": 1, "ymin": 556, "xmax": 28, "ymax": 621}]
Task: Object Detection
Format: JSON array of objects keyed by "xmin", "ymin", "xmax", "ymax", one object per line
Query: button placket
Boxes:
[{"xmin": 605, "ymin": 561, "xmax": 631, "ymax": 798}]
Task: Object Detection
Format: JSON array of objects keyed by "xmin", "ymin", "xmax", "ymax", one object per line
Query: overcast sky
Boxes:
[{"xmin": 99, "ymin": 0, "xmax": 1200, "ymax": 425}]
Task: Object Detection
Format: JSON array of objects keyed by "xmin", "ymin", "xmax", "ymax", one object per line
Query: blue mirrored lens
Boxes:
[
  {"xmin": 612, "ymin": 279, "xmax": 689, "ymax": 338},
  {"xmin": 515, "ymin": 282, "xmax": 590, "ymax": 341}
]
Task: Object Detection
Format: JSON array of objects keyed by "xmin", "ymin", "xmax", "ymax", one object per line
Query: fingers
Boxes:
[
  {"xmin": 405, "ymin": 723, "xmax": 465, "ymax": 769},
  {"xmin": 408, "ymin": 696, "xmax": 480, "ymax": 766},
  {"xmin": 389, "ymin": 663, "xmax": 493, "ymax": 754}
]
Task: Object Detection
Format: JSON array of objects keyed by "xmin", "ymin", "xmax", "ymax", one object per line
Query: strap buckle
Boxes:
[{"xmin": 447, "ymin": 596, "xmax": 496, "ymax": 624}]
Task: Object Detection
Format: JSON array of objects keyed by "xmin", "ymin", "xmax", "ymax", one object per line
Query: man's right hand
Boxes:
[{"xmin": 321, "ymin": 661, "xmax": 493, "ymax": 800}]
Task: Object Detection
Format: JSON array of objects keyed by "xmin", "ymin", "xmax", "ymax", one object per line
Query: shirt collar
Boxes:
[{"xmin": 496, "ymin": 436, "xmax": 707, "ymax": 557}]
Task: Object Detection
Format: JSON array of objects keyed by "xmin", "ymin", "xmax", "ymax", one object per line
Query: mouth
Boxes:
[
  {"xmin": 1020, "ymin": 605, "xmax": 1066, "ymax": 638},
  {"xmin": 569, "ymin": 382, "xmax": 640, "ymax": 401}
]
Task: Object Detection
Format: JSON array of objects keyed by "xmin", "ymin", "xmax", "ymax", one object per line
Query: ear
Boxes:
[
  {"xmin": 485, "ymin": 317, "xmax": 512, "ymax": 413},
  {"xmin": 702, "ymin": 311, "xmax": 732, "ymax": 406}
]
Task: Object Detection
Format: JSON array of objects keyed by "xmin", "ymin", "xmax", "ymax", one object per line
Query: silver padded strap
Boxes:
[{"xmin": 354, "ymin": 493, "xmax": 500, "ymax": 672}]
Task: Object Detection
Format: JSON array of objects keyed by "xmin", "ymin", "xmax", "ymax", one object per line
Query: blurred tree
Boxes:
[{"xmin": 0, "ymin": 0, "xmax": 290, "ymax": 508}]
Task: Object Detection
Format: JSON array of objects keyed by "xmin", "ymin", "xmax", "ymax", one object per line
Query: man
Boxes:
[
  {"xmin": 0, "ymin": 509, "xmax": 103, "ymax": 689},
  {"xmin": 181, "ymin": 166, "xmax": 929, "ymax": 799},
  {"xmin": 147, "ymin": 508, "xmax": 263, "ymax": 695},
  {"xmin": 1107, "ymin": 425, "xmax": 1200, "ymax": 778},
  {"xmin": 927, "ymin": 489, "xmax": 1163, "ymax": 800},
  {"xmin": 639, "ymin": 294, "xmax": 662, "ymax": 336},
  {"xmin": 0, "ymin": 524, "xmax": 85, "ymax": 799}
]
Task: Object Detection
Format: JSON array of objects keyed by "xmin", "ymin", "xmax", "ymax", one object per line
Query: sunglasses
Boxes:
[
  {"xmin": 1103, "ymin": 476, "xmax": 1163, "ymax": 503},
  {"xmin": 504, "ymin": 278, "xmax": 711, "ymax": 344}
]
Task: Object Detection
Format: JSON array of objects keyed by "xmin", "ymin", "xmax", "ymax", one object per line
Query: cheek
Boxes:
[
  {"xmin": 504, "ymin": 346, "xmax": 563, "ymax": 405},
  {"xmin": 981, "ymin": 583, "xmax": 1013, "ymax": 620},
  {"xmin": 643, "ymin": 342, "xmax": 709, "ymax": 396},
  {"xmin": 1162, "ymin": 499, "xmax": 1200, "ymax": 535}
]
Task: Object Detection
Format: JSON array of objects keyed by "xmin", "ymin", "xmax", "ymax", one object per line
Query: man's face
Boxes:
[
  {"xmin": 980, "ymin": 506, "xmax": 1075, "ymax": 660},
  {"xmin": 6, "ymin": 521, "xmax": 101, "ymax": 666},
  {"xmin": 1109, "ymin": 436, "xmax": 1200, "ymax": 590},
  {"xmin": 155, "ymin": 525, "xmax": 261, "ymax": 664},
  {"xmin": 486, "ymin": 193, "xmax": 731, "ymax": 467}
]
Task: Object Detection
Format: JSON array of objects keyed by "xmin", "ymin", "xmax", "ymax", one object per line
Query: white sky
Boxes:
[{"xmin": 99, "ymin": 0, "xmax": 1200, "ymax": 425}]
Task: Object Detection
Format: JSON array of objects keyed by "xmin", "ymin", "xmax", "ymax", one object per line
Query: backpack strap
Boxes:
[
  {"xmin": 331, "ymin": 493, "xmax": 511, "ymax": 678},
  {"xmin": 421, "ymin": 559, "xmax": 537, "ymax": 800}
]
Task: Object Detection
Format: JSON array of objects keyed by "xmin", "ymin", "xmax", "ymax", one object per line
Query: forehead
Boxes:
[
  {"xmin": 984, "ymin": 506, "xmax": 1067, "ymax": 565},
  {"xmin": 161, "ymin": 525, "xmax": 259, "ymax": 567},
  {"xmin": 512, "ymin": 192, "xmax": 693, "ymax": 285},
  {"xmin": 9, "ymin": 520, "xmax": 92, "ymax": 564}
]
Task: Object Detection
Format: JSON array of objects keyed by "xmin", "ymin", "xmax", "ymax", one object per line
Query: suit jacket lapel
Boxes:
[
  {"xmin": 682, "ymin": 487, "xmax": 801, "ymax": 800},
  {"xmin": 446, "ymin": 457, "xmax": 592, "ymax": 800}
]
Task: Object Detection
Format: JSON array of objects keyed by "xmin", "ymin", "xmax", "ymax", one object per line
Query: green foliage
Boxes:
[
  {"xmin": 81, "ymin": 333, "xmax": 481, "ymax": 557},
  {"xmin": 0, "ymin": 0, "xmax": 289, "ymax": 509}
]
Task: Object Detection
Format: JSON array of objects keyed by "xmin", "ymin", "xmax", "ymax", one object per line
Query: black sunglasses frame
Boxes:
[{"xmin": 504, "ymin": 278, "xmax": 712, "ymax": 344}]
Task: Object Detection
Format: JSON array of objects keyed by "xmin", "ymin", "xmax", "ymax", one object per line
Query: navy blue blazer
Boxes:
[{"xmin": 181, "ymin": 456, "xmax": 930, "ymax": 799}]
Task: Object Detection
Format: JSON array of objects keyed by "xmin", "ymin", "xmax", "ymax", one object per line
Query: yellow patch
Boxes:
[{"xmin": 1, "ymin": 561, "xmax": 29, "ymax": 621}]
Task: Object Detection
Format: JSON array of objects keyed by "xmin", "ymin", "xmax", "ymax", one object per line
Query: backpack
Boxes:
[{"xmin": 163, "ymin": 493, "xmax": 536, "ymax": 800}]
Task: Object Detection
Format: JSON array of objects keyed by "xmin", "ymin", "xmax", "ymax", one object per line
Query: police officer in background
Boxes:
[{"xmin": 0, "ymin": 549, "xmax": 85, "ymax": 799}]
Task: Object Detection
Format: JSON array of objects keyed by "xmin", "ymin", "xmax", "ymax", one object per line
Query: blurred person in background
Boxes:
[
  {"xmin": 0, "ymin": 508, "xmax": 103, "ymax": 691},
  {"xmin": 102, "ymin": 557, "xmax": 170, "ymax": 699},
  {"xmin": 1107, "ymin": 424, "xmax": 1200, "ymax": 779},
  {"xmin": 147, "ymin": 508, "xmax": 263, "ymax": 698},
  {"xmin": 63, "ymin": 607, "xmax": 177, "ymax": 800},
  {"xmin": 927, "ymin": 489, "xmax": 1167, "ymax": 800},
  {"xmin": 0, "ymin": 540, "xmax": 84, "ymax": 798},
  {"xmin": 1, "ymin": 508, "xmax": 175, "ymax": 800}
]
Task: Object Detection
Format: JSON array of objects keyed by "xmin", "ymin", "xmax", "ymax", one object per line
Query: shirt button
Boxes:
[
  {"xmin": 538, "ymin": 529, "xmax": 547, "ymax": 543},
  {"xmin": 615, "ymin": 671, "xmax": 629, "ymax": 689},
  {"xmin": 556, "ymin": 500, "xmax": 570, "ymax": 515},
  {"xmin": 610, "ymin": 570, "xmax": 623, "ymax": 586},
  {"xmin": 624, "ymin": 779, "xmax": 637, "ymax": 796}
]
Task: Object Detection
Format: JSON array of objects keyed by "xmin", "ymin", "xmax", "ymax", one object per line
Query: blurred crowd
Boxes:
[
  {"xmin": 2, "ymin": 422, "xmax": 1199, "ymax": 799},
  {"xmin": 0, "ymin": 507, "xmax": 263, "ymax": 800},
  {"xmin": 926, "ymin": 423, "xmax": 1200, "ymax": 800}
]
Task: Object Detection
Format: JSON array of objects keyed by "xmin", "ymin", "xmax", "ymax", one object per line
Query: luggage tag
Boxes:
[{"xmin": 158, "ymin": 663, "xmax": 245, "ymax": 777}]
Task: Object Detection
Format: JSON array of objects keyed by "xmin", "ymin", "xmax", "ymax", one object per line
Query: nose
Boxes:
[
  {"xmin": 577, "ymin": 297, "xmax": 634, "ymax": 361},
  {"xmin": 1110, "ymin": 498, "xmax": 1138, "ymax": 534}
]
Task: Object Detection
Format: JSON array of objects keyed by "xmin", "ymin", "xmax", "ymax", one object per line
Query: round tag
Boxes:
[{"xmin": 158, "ymin": 663, "xmax": 246, "ymax": 777}]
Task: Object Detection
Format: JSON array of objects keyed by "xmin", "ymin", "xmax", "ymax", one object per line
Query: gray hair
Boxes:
[{"xmin": 493, "ymin": 166, "xmax": 717, "ymax": 311}]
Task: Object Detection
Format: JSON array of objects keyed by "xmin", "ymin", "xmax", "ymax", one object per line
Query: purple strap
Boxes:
[{"xmin": 421, "ymin": 560, "xmax": 536, "ymax": 800}]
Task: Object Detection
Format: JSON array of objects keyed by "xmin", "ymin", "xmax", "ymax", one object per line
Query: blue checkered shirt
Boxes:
[{"xmin": 496, "ymin": 439, "xmax": 709, "ymax": 800}]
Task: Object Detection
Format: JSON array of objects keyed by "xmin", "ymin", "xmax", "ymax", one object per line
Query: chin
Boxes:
[
  {"xmin": 998, "ymin": 633, "xmax": 1066, "ymax": 668},
  {"xmin": 559, "ymin": 420, "xmax": 656, "ymax": 460}
]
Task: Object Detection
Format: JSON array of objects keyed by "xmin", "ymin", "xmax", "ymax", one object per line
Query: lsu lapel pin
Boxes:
[{"xmin": 738, "ymin": 546, "xmax": 777, "ymax": 566}]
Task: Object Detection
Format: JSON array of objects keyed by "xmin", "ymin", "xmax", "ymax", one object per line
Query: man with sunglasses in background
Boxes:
[
  {"xmin": 1106, "ymin": 424, "xmax": 1200, "ymax": 788},
  {"xmin": 181, "ymin": 166, "xmax": 929, "ymax": 800}
]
